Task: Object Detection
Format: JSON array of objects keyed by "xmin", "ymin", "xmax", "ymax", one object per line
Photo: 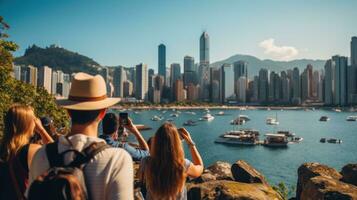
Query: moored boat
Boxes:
[
  {"xmin": 230, "ymin": 117, "xmax": 246, "ymax": 125},
  {"xmin": 266, "ymin": 117, "xmax": 279, "ymax": 125},
  {"xmin": 263, "ymin": 134, "xmax": 289, "ymax": 147},
  {"xmin": 319, "ymin": 116, "xmax": 330, "ymax": 121},
  {"xmin": 200, "ymin": 113, "xmax": 214, "ymax": 121},
  {"xmin": 215, "ymin": 130, "xmax": 260, "ymax": 145},
  {"xmin": 346, "ymin": 116, "xmax": 357, "ymax": 121},
  {"xmin": 183, "ymin": 120, "xmax": 197, "ymax": 126},
  {"xmin": 151, "ymin": 115, "xmax": 163, "ymax": 121}
]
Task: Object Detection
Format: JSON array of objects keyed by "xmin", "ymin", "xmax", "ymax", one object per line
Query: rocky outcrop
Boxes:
[
  {"xmin": 297, "ymin": 162, "xmax": 357, "ymax": 200},
  {"xmin": 187, "ymin": 181, "xmax": 282, "ymax": 200},
  {"xmin": 231, "ymin": 160, "xmax": 268, "ymax": 185},
  {"xmin": 341, "ymin": 164, "xmax": 357, "ymax": 186},
  {"xmin": 188, "ymin": 160, "xmax": 283, "ymax": 200}
]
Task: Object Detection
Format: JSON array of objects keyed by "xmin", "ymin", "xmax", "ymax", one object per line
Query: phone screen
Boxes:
[{"xmin": 119, "ymin": 112, "xmax": 128, "ymax": 125}]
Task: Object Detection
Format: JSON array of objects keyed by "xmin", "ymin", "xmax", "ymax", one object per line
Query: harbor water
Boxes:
[{"xmin": 106, "ymin": 108, "xmax": 357, "ymax": 189}]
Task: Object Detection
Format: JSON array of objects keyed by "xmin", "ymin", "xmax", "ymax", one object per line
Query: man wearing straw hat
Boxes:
[{"xmin": 28, "ymin": 73, "xmax": 133, "ymax": 199}]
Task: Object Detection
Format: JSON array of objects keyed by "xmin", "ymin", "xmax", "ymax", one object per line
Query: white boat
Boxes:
[
  {"xmin": 216, "ymin": 111, "xmax": 225, "ymax": 116},
  {"xmin": 170, "ymin": 113, "xmax": 179, "ymax": 117},
  {"xmin": 277, "ymin": 131, "xmax": 295, "ymax": 137},
  {"xmin": 230, "ymin": 118, "xmax": 246, "ymax": 125},
  {"xmin": 215, "ymin": 130, "xmax": 260, "ymax": 145},
  {"xmin": 151, "ymin": 115, "xmax": 163, "ymax": 121},
  {"xmin": 291, "ymin": 137, "xmax": 303, "ymax": 143},
  {"xmin": 200, "ymin": 113, "xmax": 214, "ymax": 121},
  {"xmin": 346, "ymin": 116, "xmax": 357, "ymax": 121},
  {"xmin": 319, "ymin": 116, "xmax": 330, "ymax": 121},
  {"xmin": 238, "ymin": 115, "xmax": 250, "ymax": 121},
  {"xmin": 266, "ymin": 117, "xmax": 279, "ymax": 125},
  {"xmin": 263, "ymin": 133, "xmax": 289, "ymax": 147},
  {"xmin": 333, "ymin": 108, "xmax": 342, "ymax": 112}
]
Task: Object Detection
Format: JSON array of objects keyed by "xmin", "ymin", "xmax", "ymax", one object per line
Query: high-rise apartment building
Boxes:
[
  {"xmin": 220, "ymin": 64, "xmax": 235, "ymax": 103},
  {"xmin": 332, "ymin": 55, "xmax": 348, "ymax": 105},
  {"xmin": 38, "ymin": 66, "xmax": 52, "ymax": 93},
  {"xmin": 324, "ymin": 59, "xmax": 334, "ymax": 105},
  {"xmin": 113, "ymin": 66, "xmax": 126, "ymax": 97},
  {"xmin": 170, "ymin": 63, "xmax": 181, "ymax": 88},
  {"xmin": 158, "ymin": 44, "xmax": 166, "ymax": 83},
  {"xmin": 135, "ymin": 63, "xmax": 148, "ymax": 100}
]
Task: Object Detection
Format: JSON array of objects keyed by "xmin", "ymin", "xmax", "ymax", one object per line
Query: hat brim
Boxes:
[{"xmin": 56, "ymin": 97, "xmax": 121, "ymax": 110}]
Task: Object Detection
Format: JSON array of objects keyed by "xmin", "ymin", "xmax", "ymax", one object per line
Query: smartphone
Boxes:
[
  {"xmin": 177, "ymin": 128, "xmax": 185, "ymax": 141},
  {"xmin": 119, "ymin": 112, "xmax": 128, "ymax": 125}
]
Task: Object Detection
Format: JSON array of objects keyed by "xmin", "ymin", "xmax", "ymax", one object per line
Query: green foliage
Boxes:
[
  {"xmin": 272, "ymin": 182, "xmax": 295, "ymax": 200},
  {"xmin": 0, "ymin": 16, "xmax": 69, "ymax": 138},
  {"xmin": 14, "ymin": 44, "xmax": 100, "ymax": 75}
]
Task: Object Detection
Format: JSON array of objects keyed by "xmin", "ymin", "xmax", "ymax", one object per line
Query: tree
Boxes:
[{"xmin": 0, "ymin": 16, "xmax": 69, "ymax": 138}]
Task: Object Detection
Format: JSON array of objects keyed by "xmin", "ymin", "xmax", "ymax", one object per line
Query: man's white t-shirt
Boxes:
[{"xmin": 28, "ymin": 134, "xmax": 134, "ymax": 200}]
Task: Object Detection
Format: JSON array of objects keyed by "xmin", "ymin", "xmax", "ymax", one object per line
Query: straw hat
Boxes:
[{"xmin": 57, "ymin": 73, "xmax": 120, "ymax": 110}]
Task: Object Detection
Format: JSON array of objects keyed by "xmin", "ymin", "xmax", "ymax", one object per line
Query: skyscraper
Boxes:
[
  {"xmin": 21, "ymin": 65, "xmax": 37, "ymax": 86},
  {"xmin": 292, "ymin": 67, "xmax": 301, "ymax": 104},
  {"xmin": 307, "ymin": 64, "xmax": 314, "ymax": 99},
  {"xmin": 199, "ymin": 32, "xmax": 210, "ymax": 101},
  {"xmin": 324, "ymin": 59, "xmax": 334, "ymax": 105},
  {"xmin": 13, "ymin": 65, "xmax": 21, "ymax": 80},
  {"xmin": 158, "ymin": 44, "xmax": 166, "ymax": 82},
  {"xmin": 258, "ymin": 69, "xmax": 269, "ymax": 103},
  {"xmin": 233, "ymin": 61, "xmax": 248, "ymax": 98},
  {"xmin": 183, "ymin": 56, "xmax": 195, "ymax": 86},
  {"xmin": 301, "ymin": 69, "xmax": 309, "ymax": 102},
  {"xmin": 332, "ymin": 55, "xmax": 348, "ymax": 105},
  {"xmin": 113, "ymin": 66, "xmax": 126, "ymax": 97},
  {"xmin": 38, "ymin": 66, "xmax": 52, "ymax": 93},
  {"xmin": 51, "ymin": 71, "xmax": 58, "ymax": 95},
  {"xmin": 351, "ymin": 36, "xmax": 357, "ymax": 66},
  {"xmin": 123, "ymin": 80, "xmax": 133, "ymax": 97},
  {"xmin": 237, "ymin": 77, "xmax": 247, "ymax": 103},
  {"xmin": 135, "ymin": 63, "xmax": 148, "ymax": 100},
  {"xmin": 148, "ymin": 69, "xmax": 155, "ymax": 88},
  {"xmin": 174, "ymin": 79, "xmax": 185, "ymax": 102},
  {"xmin": 170, "ymin": 63, "xmax": 181, "ymax": 88},
  {"xmin": 281, "ymin": 71, "xmax": 290, "ymax": 103},
  {"xmin": 99, "ymin": 67, "xmax": 109, "ymax": 83},
  {"xmin": 220, "ymin": 64, "xmax": 235, "ymax": 103}
]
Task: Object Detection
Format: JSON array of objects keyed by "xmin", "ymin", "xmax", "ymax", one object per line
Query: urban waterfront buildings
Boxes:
[
  {"xmin": 158, "ymin": 44, "xmax": 166, "ymax": 84},
  {"xmin": 38, "ymin": 66, "xmax": 52, "ymax": 93},
  {"xmin": 135, "ymin": 63, "xmax": 148, "ymax": 100}
]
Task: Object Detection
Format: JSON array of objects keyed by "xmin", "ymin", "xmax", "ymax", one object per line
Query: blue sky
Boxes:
[{"xmin": 1, "ymin": 0, "xmax": 357, "ymax": 69}]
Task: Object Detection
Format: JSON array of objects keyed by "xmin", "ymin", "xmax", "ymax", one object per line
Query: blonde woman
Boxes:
[
  {"xmin": 0, "ymin": 104, "xmax": 54, "ymax": 200},
  {"xmin": 139, "ymin": 123, "xmax": 204, "ymax": 200}
]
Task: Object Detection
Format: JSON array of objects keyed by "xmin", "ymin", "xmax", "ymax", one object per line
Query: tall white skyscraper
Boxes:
[
  {"xmin": 38, "ymin": 66, "xmax": 52, "ymax": 93},
  {"xmin": 113, "ymin": 66, "xmax": 126, "ymax": 97},
  {"xmin": 135, "ymin": 63, "xmax": 148, "ymax": 100}
]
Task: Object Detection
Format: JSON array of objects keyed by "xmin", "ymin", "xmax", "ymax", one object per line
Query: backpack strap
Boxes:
[
  {"xmin": 68, "ymin": 142, "xmax": 110, "ymax": 168},
  {"xmin": 45, "ymin": 141, "xmax": 63, "ymax": 167}
]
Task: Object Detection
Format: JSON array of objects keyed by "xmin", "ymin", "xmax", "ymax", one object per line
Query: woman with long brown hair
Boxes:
[
  {"xmin": 0, "ymin": 104, "xmax": 54, "ymax": 200},
  {"xmin": 139, "ymin": 123, "xmax": 203, "ymax": 200}
]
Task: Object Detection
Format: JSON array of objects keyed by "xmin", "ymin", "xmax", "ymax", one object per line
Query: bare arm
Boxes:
[
  {"xmin": 34, "ymin": 118, "xmax": 54, "ymax": 144},
  {"xmin": 178, "ymin": 128, "xmax": 204, "ymax": 178},
  {"xmin": 124, "ymin": 118, "xmax": 149, "ymax": 151}
]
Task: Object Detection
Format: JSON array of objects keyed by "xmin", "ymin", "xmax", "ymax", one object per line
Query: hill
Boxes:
[
  {"xmin": 14, "ymin": 44, "xmax": 101, "ymax": 75},
  {"xmin": 210, "ymin": 54, "xmax": 326, "ymax": 78}
]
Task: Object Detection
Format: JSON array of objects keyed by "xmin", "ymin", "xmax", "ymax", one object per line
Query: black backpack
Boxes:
[{"xmin": 28, "ymin": 141, "xmax": 110, "ymax": 200}]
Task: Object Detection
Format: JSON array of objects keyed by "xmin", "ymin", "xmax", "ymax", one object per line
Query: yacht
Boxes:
[
  {"xmin": 346, "ymin": 116, "xmax": 357, "ymax": 121},
  {"xmin": 238, "ymin": 115, "xmax": 250, "ymax": 121},
  {"xmin": 333, "ymin": 108, "xmax": 342, "ymax": 112},
  {"xmin": 320, "ymin": 138, "xmax": 326, "ymax": 143},
  {"xmin": 291, "ymin": 137, "xmax": 303, "ymax": 143},
  {"xmin": 151, "ymin": 115, "xmax": 163, "ymax": 121},
  {"xmin": 266, "ymin": 117, "xmax": 279, "ymax": 125},
  {"xmin": 319, "ymin": 116, "xmax": 330, "ymax": 121},
  {"xmin": 183, "ymin": 120, "xmax": 197, "ymax": 126},
  {"xmin": 215, "ymin": 130, "xmax": 259, "ymax": 145},
  {"xmin": 263, "ymin": 134, "xmax": 289, "ymax": 147},
  {"xmin": 230, "ymin": 117, "xmax": 246, "ymax": 125},
  {"xmin": 277, "ymin": 131, "xmax": 295, "ymax": 137},
  {"xmin": 200, "ymin": 113, "xmax": 214, "ymax": 121}
]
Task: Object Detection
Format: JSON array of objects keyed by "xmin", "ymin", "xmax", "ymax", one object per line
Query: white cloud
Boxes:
[{"xmin": 259, "ymin": 38, "xmax": 299, "ymax": 60}]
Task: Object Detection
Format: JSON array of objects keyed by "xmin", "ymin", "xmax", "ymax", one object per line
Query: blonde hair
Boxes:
[
  {"xmin": 0, "ymin": 104, "xmax": 35, "ymax": 161},
  {"xmin": 143, "ymin": 123, "xmax": 186, "ymax": 200}
]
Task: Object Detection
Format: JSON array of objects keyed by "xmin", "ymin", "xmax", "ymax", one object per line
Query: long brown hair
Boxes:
[
  {"xmin": 0, "ymin": 104, "xmax": 35, "ymax": 161},
  {"xmin": 143, "ymin": 123, "xmax": 186, "ymax": 200}
]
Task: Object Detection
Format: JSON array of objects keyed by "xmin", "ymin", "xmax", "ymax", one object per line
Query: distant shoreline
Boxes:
[{"xmin": 111, "ymin": 105, "xmax": 354, "ymax": 111}]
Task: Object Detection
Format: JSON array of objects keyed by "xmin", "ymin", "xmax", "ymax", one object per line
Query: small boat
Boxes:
[
  {"xmin": 238, "ymin": 115, "xmax": 250, "ymax": 121},
  {"xmin": 346, "ymin": 116, "xmax": 357, "ymax": 121},
  {"xmin": 266, "ymin": 117, "xmax": 279, "ymax": 125},
  {"xmin": 170, "ymin": 113, "xmax": 179, "ymax": 117},
  {"xmin": 183, "ymin": 120, "xmax": 197, "ymax": 126},
  {"xmin": 333, "ymin": 108, "xmax": 342, "ymax": 112},
  {"xmin": 291, "ymin": 137, "xmax": 303, "ymax": 143},
  {"xmin": 327, "ymin": 138, "xmax": 342, "ymax": 144},
  {"xmin": 151, "ymin": 115, "xmax": 163, "ymax": 121},
  {"xmin": 263, "ymin": 134, "xmax": 289, "ymax": 147},
  {"xmin": 320, "ymin": 138, "xmax": 326, "ymax": 143},
  {"xmin": 216, "ymin": 111, "xmax": 225, "ymax": 116},
  {"xmin": 200, "ymin": 113, "xmax": 214, "ymax": 121},
  {"xmin": 230, "ymin": 118, "xmax": 246, "ymax": 125},
  {"xmin": 166, "ymin": 118, "xmax": 174, "ymax": 122},
  {"xmin": 319, "ymin": 116, "xmax": 330, "ymax": 121}
]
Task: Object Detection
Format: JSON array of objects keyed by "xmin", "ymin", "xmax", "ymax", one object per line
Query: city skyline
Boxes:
[{"xmin": 1, "ymin": 0, "xmax": 357, "ymax": 69}]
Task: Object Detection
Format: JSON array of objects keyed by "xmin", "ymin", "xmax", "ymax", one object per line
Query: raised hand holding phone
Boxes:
[{"xmin": 177, "ymin": 127, "xmax": 195, "ymax": 146}]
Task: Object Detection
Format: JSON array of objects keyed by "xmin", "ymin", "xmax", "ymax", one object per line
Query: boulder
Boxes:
[
  {"xmin": 187, "ymin": 180, "xmax": 283, "ymax": 200},
  {"xmin": 300, "ymin": 176, "xmax": 357, "ymax": 200},
  {"xmin": 231, "ymin": 160, "xmax": 268, "ymax": 185},
  {"xmin": 191, "ymin": 161, "xmax": 234, "ymax": 183},
  {"xmin": 296, "ymin": 162, "xmax": 342, "ymax": 199},
  {"xmin": 341, "ymin": 164, "xmax": 357, "ymax": 186}
]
